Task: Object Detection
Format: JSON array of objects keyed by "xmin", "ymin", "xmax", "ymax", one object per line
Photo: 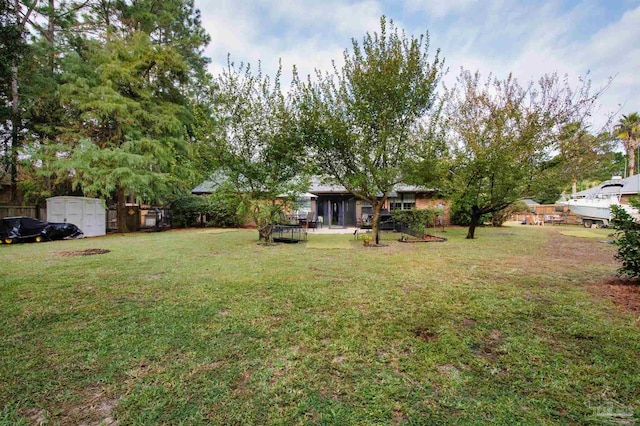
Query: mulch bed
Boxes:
[
  {"xmin": 58, "ymin": 249, "xmax": 111, "ymax": 257},
  {"xmin": 399, "ymin": 235, "xmax": 447, "ymax": 243}
]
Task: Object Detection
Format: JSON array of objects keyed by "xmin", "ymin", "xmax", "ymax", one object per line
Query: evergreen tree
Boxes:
[{"xmin": 27, "ymin": 0, "xmax": 213, "ymax": 231}]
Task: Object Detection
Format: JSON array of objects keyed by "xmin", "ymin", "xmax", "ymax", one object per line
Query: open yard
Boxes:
[{"xmin": 1, "ymin": 225, "xmax": 639, "ymax": 425}]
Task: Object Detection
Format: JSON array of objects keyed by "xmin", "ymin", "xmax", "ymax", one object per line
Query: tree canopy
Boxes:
[
  {"xmin": 1, "ymin": 9, "xmax": 619, "ymax": 241},
  {"xmin": 1, "ymin": 0, "xmax": 212, "ymax": 232},
  {"xmin": 444, "ymin": 70, "xmax": 602, "ymax": 239},
  {"xmin": 614, "ymin": 112, "xmax": 640, "ymax": 177},
  {"xmin": 298, "ymin": 16, "xmax": 444, "ymax": 243},
  {"xmin": 211, "ymin": 60, "xmax": 307, "ymax": 244}
]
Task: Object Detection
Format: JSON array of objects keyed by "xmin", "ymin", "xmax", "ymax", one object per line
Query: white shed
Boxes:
[{"xmin": 46, "ymin": 196, "xmax": 106, "ymax": 237}]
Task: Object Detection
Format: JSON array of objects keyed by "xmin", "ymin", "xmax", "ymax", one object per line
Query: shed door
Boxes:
[
  {"xmin": 83, "ymin": 199, "xmax": 96, "ymax": 235},
  {"xmin": 47, "ymin": 199, "xmax": 66, "ymax": 223},
  {"xmin": 66, "ymin": 199, "xmax": 83, "ymax": 227}
]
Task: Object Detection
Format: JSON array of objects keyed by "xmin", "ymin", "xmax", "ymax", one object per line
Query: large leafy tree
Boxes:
[
  {"xmin": 212, "ymin": 60, "xmax": 306, "ymax": 244},
  {"xmin": 445, "ymin": 70, "xmax": 601, "ymax": 239},
  {"xmin": 299, "ymin": 16, "xmax": 444, "ymax": 244},
  {"xmin": 557, "ymin": 122, "xmax": 613, "ymax": 195},
  {"xmin": 1, "ymin": 0, "xmax": 35, "ymax": 203},
  {"xmin": 614, "ymin": 112, "xmax": 640, "ymax": 176},
  {"xmin": 17, "ymin": 1, "xmax": 95, "ymax": 202}
]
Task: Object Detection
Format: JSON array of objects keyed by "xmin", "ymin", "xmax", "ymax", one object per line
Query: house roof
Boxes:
[
  {"xmin": 307, "ymin": 176, "xmax": 349, "ymax": 194},
  {"xmin": 306, "ymin": 176, "xmax": 432, "ymax": 195},
  {"xmin": 192, "ymin": 175, "xmax": 434, "ymax": 196},
  {"xmin": 574, "ymin": 175, "xmax": 640, "ymax": 197},
  {"xmin": 191, "ymin": 181, "xmax": 218, "ymax": 194}
]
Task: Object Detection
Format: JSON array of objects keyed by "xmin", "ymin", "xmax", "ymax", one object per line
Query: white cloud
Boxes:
[
  {"xmin": 404, "ymin": 0, "xmax": 479, "ymax": 19},
  {"xmin": 194, "ymin": 0, "xmax": 640, "ymax": 128},
  {"xmin": 424, "ymin": 1, "xmax": 640, "ymax": 128},
  {"xmin": 198, "ymin": 0, "xmax": 385, "ymax": 82}
]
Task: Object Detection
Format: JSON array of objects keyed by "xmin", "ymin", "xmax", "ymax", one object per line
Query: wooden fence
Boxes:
[
  {"xmin": 0, "ymin": 205, "xmax": 42, "ymax": 220},
  {"xmin": 510, "ymin": 204, "xmax": 580, "ymax": 225}
]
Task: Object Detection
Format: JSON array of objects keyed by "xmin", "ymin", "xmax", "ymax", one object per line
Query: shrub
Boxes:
[
  {"xmin": 611, "ymin": 203, "xmax": 640, "ymax": 279},
  {"xmin": 170, "ymin": 192, "xmax": 243, "ymax": 228},
  {"xmin": 170, "ymin": 195, "xmax": 208, "ymax": 228},
  {"xmin": 205, "ymin": 190, "xmax": 243, "ymax": 227},
  {"xmin": 392, "ymin": 208, "xmax": 438, "ymax": 236}
]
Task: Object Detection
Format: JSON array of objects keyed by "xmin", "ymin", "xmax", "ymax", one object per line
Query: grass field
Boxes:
[{"xmin": 1, "ymin": 225, "xmax": 639, "ymax": 425}]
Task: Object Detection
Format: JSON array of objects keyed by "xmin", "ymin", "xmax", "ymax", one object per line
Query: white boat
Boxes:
[{"xmin": 561, "ymin": 181, "xmax": 640, "ymax": 228}]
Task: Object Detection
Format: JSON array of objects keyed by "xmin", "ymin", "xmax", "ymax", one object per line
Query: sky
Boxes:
[{"xmin": 195, "ymin": 0, "xmax": 640, "ymax": 130}]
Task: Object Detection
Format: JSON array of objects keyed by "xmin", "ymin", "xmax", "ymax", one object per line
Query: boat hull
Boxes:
[
  {"xmin": 563, "ymin": 200, "xmax": 640, "ymax": 226},
  {"xmin": 566, "ymin": 203, "xmax": 613, "ymax": 221}
]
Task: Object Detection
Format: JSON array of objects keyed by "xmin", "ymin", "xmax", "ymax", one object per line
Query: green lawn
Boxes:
[{"xmin": 1, "ymin": 226, "xmax": 638, "ymax": 425}]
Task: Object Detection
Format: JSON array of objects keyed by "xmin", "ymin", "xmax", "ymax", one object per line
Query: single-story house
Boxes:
[
  {"xmin": 305, "ymin": 177, "xmax": 449, "ymax": 227},
  {"xmin": 192, "ymin": 176, "xmax": 450, "ymax": 227}
]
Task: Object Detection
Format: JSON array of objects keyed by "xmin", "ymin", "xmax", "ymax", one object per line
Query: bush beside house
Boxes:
[{"xmin": 170, "ymin": 193, "xmax": 243, "ymax": 228}]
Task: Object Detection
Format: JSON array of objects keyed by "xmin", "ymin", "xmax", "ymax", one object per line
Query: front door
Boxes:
[
  {"xmin": 317, "ymin": 195, "xmax": 356, "ymax": 227},
  {"xmin": 344, "ymin": 198, "xmax": 356, "ymax": 227},
  {"xmin": 331, "ymin": 201, "xmax": 341, "ymax": 226}
]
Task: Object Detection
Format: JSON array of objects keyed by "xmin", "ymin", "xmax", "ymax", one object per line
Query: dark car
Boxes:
[{"xmin": 0, "ymin": 216, "xmax": 84, "ymax": 244}]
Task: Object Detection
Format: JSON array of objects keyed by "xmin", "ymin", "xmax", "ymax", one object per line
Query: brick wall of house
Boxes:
[{"xmin": 415, "ymin": 195, "xmax": 450, "ymax": 225}]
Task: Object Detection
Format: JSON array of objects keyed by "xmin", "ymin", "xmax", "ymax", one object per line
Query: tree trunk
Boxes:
[
  {"xmin": 371, "ymin": 201, "xmax": 383, "ymax": 245},
  {"xmin": 47, "ymin": 0, "xmax": 55, "ymax": 72},
  {"xmin": 571, "ymin": 180, "xmax": 577, "ymax": 197},
  {"xmin": 629, "ymin": 144, "xmax": 636, "ymax": 176},
  {"xmin": 116, "ymin": 187, "xmax": 129, "ymax": 233},
  {"xmin": 258, "ymin": 224, "xmax": 273, "ymax": 245},
  {"xmin": 10, "ymin": 54, "xmax": 19, "ymax": 204},
  {"xmin": 9, "ymin": 0, "xmax": 23, "ymax": 204},
  {"xmin": 466, "ymin": 206, "xmax": 481, "ymax": 239}
]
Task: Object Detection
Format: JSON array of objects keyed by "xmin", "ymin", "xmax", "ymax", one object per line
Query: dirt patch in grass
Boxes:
[
  {"xmin": 591, "ymin": 277, "xmax": 640, "ymax": 316},
  {"xmin": 500, "ymin": 228, "xmax": 617, "ymax": 275},
  {"xmin": 20, "ymin": 408, "xmax": 45, "ymax": 425},
  {"xmin": 548, "ymin": 230, "xmax": 616, "ymax": 266},
  {"xmin": 462, "ymin": 318, "xmax": 476, "ymax": 328},
  {"xmin": 413, "ymin": 327, "xmax": 438, "ymax": 342},
  {"xmin": 58, "ymin": 248, "xmax": 110, "ymax": 257},
  {"xmin": 60, "ymin": 384, "xmax": 119, "ymax": 426}
]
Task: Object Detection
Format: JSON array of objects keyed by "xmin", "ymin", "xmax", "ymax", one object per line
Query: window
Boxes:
[
  {"xmin": 361, "ymin": 202, "xmax": 373, "ymax": 216},
  {"xmin": 389, "ymin": 198, "xmax": 402, "ymax": 210},
  {"xmin": 389, "ymin": 194, "xmax": 415, "ymax": 210},
  {"xmin": 295, "ymin": 198, "xmax": 312, "ymax": 219},
  {"xmin": 402, "ymin": 193, "xmax": 415, "ymax": 210}
]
